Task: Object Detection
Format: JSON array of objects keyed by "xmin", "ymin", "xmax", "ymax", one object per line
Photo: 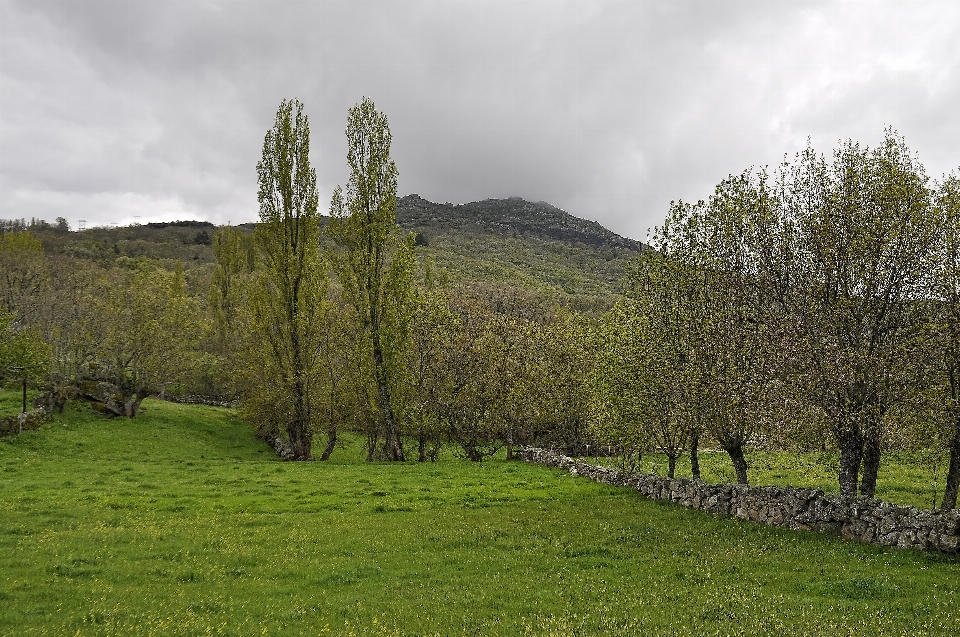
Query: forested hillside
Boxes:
[
  {"xmin": 9, "ymin": 193, "xmax": 639, "ymax": 304},
  {"xmin": 397, "ymin": 194, "xmax": 640, "ymax": 298}
]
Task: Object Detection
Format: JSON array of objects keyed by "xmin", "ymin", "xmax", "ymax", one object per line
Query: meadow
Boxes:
[{"xmin": 1, "ymin": 395, "xmax": 958, "ymax": 636}]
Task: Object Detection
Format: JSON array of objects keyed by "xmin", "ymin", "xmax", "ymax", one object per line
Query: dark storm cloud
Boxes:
[{"xmin": 1, "ymin": 0, "xmax": 958, "ymax": 239}]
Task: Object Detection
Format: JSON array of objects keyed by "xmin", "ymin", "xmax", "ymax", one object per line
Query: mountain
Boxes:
[
  {"xmin": 397, "ymin": 195, "xmax": 640, "ymax": 251},
  {"xmin": 396, "ymin": 195, "xmax": 642, "ymax": 300},
  {"xmin": 19, "ymin": 195, "xmax": 641, "ymax": 304}
]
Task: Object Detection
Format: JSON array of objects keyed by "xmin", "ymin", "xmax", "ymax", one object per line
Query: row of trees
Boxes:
[
  {"xmin": 215, "ymin": 98, "xmax": 592, "ymax": 463},
  {"xmin": 591, "ymin": 131, "xmax": 959, "ymax": 509},
  {"xmin": 2, "ymin": 101, "xmax": 956, "ymax": 509}
]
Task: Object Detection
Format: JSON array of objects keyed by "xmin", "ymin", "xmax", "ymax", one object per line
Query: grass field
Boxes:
[{"xmin": 1, "ymin": 394, "xmax": 958, "ymax": 636}]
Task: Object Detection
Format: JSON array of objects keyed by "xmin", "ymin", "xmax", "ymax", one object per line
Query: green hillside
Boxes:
[
  {"xmin": 15, "ymin": 195, "xmax": 640, "ymax": 303},
  {"xmin": 396, "ymin": 195, "xmax": 641, "ymax": 299}
]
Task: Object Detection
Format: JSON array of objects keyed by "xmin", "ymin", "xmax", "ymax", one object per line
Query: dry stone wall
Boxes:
[
  {"xmin": 0, "ymin": 407, "xmax": 49, "ymax": 436},
  {"xmin": 520, "ymin": 447, "xmax": 960, "ymax": 554}
]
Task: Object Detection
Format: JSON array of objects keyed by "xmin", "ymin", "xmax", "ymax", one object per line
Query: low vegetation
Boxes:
[{"xmin": 1, "ymin": 398, "xmax": 957, "ymax": 636}]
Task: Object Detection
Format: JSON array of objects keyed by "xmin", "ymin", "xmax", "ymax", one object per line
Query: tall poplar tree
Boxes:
[
  {"xmin": 328, "ymin": 97, "xmax": 415, "ymax": 461},
  {"xmin": 252, "ymin": 98, "xmax": 328, "ymax": 460}
]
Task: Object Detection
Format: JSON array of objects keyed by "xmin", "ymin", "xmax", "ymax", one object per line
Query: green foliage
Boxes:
[
  {"xmin": 208, "ymin": 226, "xmax": 254, "ymax": 342},
  {"xmin": 522, "ymin": 311, "xmax": 596, "ymax": 452},
  {"xmin": 931, "ymin": 173, "xmax": 960, "ymax": 508},
  {"xmin": 0, "ymin": 311, "xmax": 50, "ymax": 390},
  {"xmin": 79, "ymin": 265, "xmax": 205, "ymax": 415},
  {"xmin": 590, "ymin": 251, "xmax": 700, "ymax": 477},
  {"xmin": 0, "ymin": 230, "xmax": 47, "ymax": 324}
]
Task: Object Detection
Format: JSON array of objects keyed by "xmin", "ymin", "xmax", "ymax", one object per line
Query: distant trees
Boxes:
[{"xmin": 0, "ymin": 230, "xmax": 47, "ymax": 324}]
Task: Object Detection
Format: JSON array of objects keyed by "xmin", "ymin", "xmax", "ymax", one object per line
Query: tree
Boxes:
[
  {"xmin": 779, "ymin": 131, "xmax": 938, "ymax": 497},
  {"xmin": 653, "ymin": 173, "xmax": 787, "ymax": 485},
  {"xmin": 431, "ymin": 297, "xmax": 513, "ymax": 462},
  {"xmin": 408, "ymin": 285, "xmax": 458, "ymax": 461},
  {"xmin": 932, "ymin": 173, "xmax": 960, "ymax": 509},
  {"xmin": 209, "ymin": 226, "xmax": 256, "ymax": 348},
  {"xmin": 1, "ymin": 311, "xmax": 50, "ymax": 413},
  {"xmin": 590, "ymin": 252, "xmax": 700, "ymax": 478},
  {"xmin": 328, "ymin": 97, "xmax": 415, "ymax": 461},
  {"xmin": 54, "ymin": 264, "xmax": 203, "ymax": 418},
  {"xmin": 0, "ymin": 230, "xmax": 48, "ymax": 325},
  {"xmin": 248, "ymin": 98, "xmax": 329, "ymax": 460},
  {"xmin": 524, "ymin": 311, "xmax": 596, "ymax": 456}
]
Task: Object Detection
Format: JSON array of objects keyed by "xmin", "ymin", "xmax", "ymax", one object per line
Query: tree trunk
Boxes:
[
  {"xmin": 837, "ymin": 425, "xmax": 863, "ymax": 498},
  {"xmin": 724, "ymin": 443, "xmax": 749, "ymax": 485},
  {"xmin": 124, "ymin": 390, "xmax": 149, "ymax": 418},
  {"xmin": 942, "ymin": 415, "xmax": 960, "ymax": 511},
  {"xmin": 372, "ymin": 343, "xmax": 404, "ymax": 461},
  {"xmin": 505, "ymin": 426, "xmax": 514, "ymax": 460},
  {"xmin": 418, "ymin": 431, "xmax": 427, "ymax": 462},
  {"xmin": 288, "ymin": 430, "xmax": 313, "ymax": 460},
  {"xmin": 667, "ymin": 454, "xmax": 677, "ymax": 479},
  {"xmin": 286, "ymin": 378, "xmax": 313, "ymax": 460},
  {"xmin": 689, "ymin": 429, "xmax": 701, "ymax": 481},
  {"xmin": 319, "ymin": 428, "xmax": 337, "ymax": 461},
  {"xmin": 860, "ymin": 425, "xmax": 881, "ymax": 498}
]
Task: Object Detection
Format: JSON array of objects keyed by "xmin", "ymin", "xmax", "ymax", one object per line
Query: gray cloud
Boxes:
[{"xmin": 1, "ymin": 0, "xmax": 958, "ymax": 239}]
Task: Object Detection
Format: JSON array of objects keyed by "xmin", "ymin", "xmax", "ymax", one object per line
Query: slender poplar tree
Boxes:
[
  {"xmin": 251, "ymin": 98, "xmax": 328, "ymax": 460},
  {"xmin": 328, "ymin": 97, "xmax": 415, "ymax": 462}
]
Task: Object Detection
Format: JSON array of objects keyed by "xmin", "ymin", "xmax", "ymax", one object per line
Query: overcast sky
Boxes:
[{"xmin": 1, "ymin": 0, "xmax": 958, "ymax": 241}]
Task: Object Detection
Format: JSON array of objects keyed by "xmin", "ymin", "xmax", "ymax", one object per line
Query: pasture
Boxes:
[{"xmin": 1, "ymin": 396, "xmax": 957, "ymax": 636}]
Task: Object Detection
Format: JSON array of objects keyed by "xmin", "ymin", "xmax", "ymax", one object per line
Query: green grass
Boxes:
[
  {"xmin": 0, "ymin": 386, "xmax": 38, "ymax": 415},
  {"xmin": 1, "ymin": 397, "xmax": 958, "ymax": 636}
]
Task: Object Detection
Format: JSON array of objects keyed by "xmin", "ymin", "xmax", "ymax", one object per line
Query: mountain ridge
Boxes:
[
  {"xmin": 396, "ymin": 194, "xmax": 642, "ymax": 251},
  {"xmin": 392, "ymin": 194, "xmax": 641, "ymax": 299},
  {"xmin": 17, "ymin": 194, "xmax": 641, "ymax": 301}
]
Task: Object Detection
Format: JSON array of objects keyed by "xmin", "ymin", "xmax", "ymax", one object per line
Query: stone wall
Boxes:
[
  {"xmin": 0, "ymin": 407, "xmax": 49, "ymax": 436},
  {"xmin": 519, "ymin": 447, "xmax": 960, "ymax": 554},
  {"xmin": 164, "ymin": 395, "xmax": 237, "ymax": 409}
]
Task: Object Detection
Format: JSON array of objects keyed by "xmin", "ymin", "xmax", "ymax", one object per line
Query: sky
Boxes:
[{"xmin": 1, "ymin": 0, "xmax": 958, "ymax": 241}]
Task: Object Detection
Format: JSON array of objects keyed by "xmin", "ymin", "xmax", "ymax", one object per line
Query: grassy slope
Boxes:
[{"xmin": 1, "ymin": 399, "xmax": 958, "ymax": 636}]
